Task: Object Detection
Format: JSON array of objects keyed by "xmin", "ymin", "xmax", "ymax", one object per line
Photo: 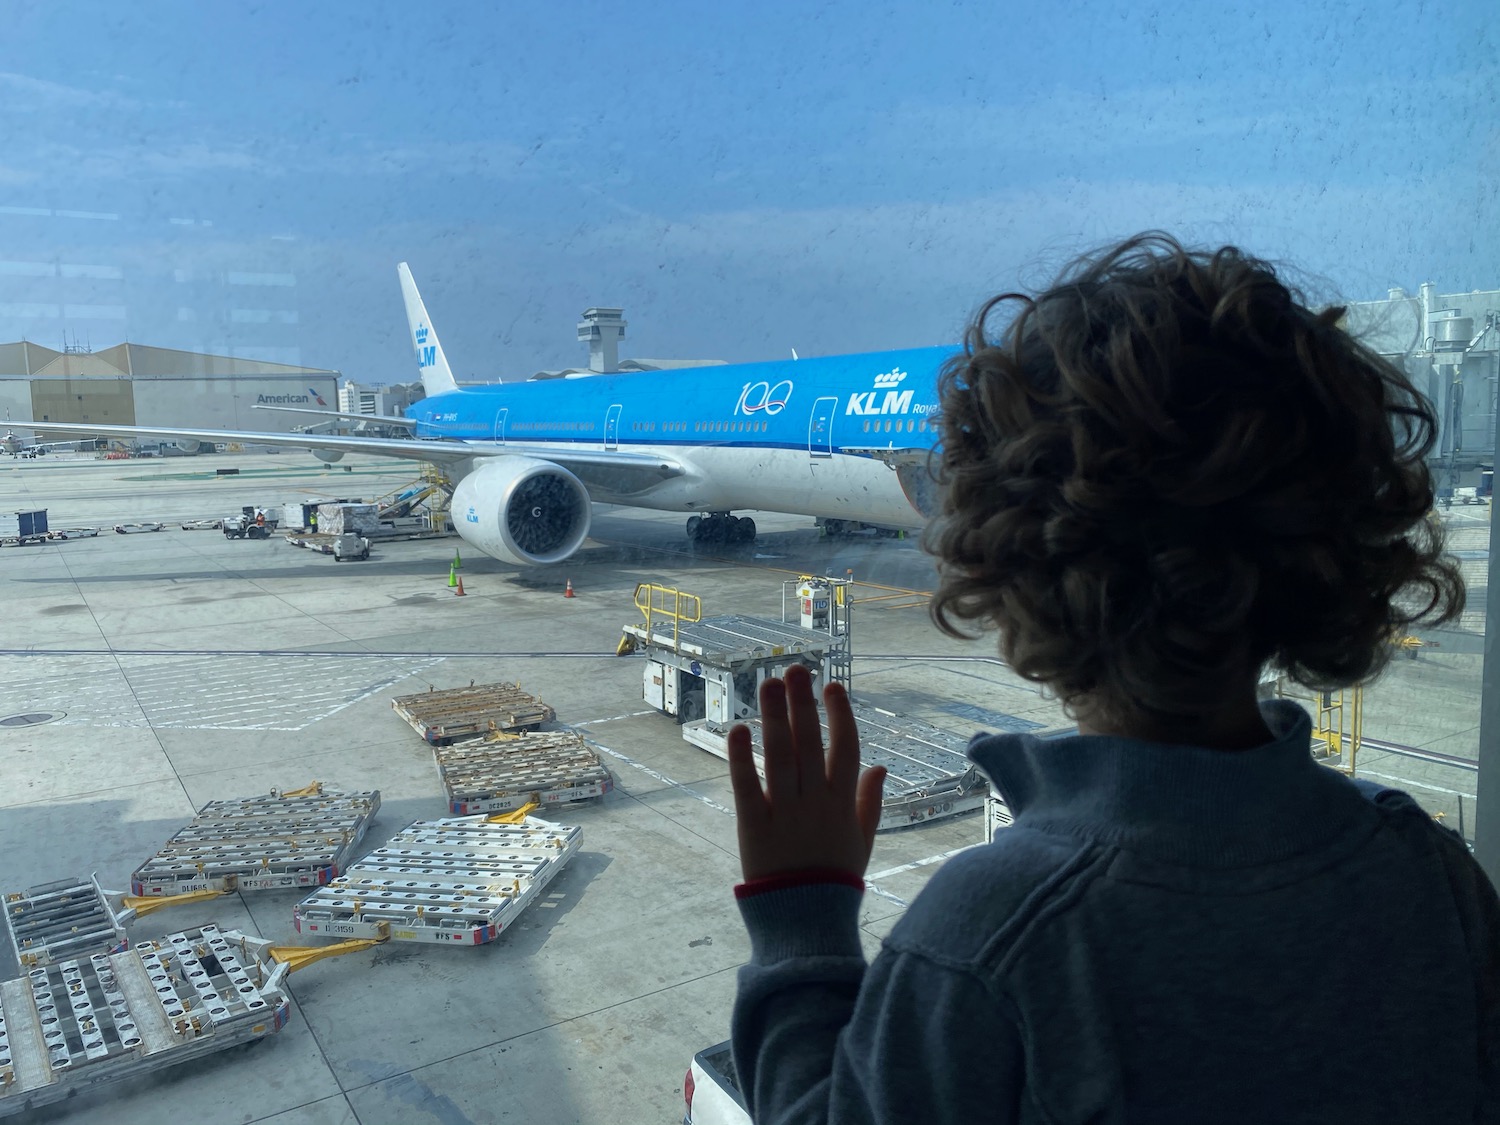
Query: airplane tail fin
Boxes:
[{"xmin": 398, "ymin": 263, "xmax": 460, "ymax": 397}]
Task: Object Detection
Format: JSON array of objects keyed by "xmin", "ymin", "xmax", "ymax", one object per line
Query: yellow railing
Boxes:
[
  {"xmin": 633, "ymin": 583, "xmax": 702, "ymax": 649},
  {"xmin": 1276, "ymin": 679, "xmax": 1362, "ymax": 774}
]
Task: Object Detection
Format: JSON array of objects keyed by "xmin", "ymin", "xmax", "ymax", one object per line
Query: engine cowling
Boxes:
[
  {"xmin": 311, "ymin": 448, "xmax": 346, "ymax": 463},
  {"xmin": 451, "ymin": 458, "xmax": 591, "ymax": 566},
  {"xmin": 174, "ymin": 439, "xmax": 204, "ymax": 455}
]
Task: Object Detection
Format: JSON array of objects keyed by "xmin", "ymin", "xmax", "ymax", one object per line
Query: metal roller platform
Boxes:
[
  {"xmin": 622, "ymin": 614, "xmax": 835, "ymax": 667},
  {"xmin": 0, "ymin": 925, "xmax": 291, "ymax": 1118},
  {"xmin": 434, "ymin": 730, "xmax": 613, "ymax": 814},
  {"xmin": 4, "ymin": 877, "xmax": 128, "ymax": 969},
  {"xmin": 293, "ymin": 815, "xmax": 582, "ymax": 946},
  {"xmin": 392, "ymin": 682, "xmax": 556, "ymax": 745},
  {"xmin": 685, "ymin": 701, "xmax": 994, "ymax": 831},
  {"xmin": 130, "ymin": 786, "xmax": 381, "ymax": 896}
]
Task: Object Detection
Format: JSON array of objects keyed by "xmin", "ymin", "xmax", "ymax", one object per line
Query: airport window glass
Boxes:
[{"xmin": 0, "ymin": 8, "xmax": 1492, "ymax": 1123}]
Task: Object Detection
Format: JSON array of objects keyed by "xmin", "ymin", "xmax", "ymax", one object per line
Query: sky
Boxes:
[{"xmin": 0, "ymin": 0, "xmax": 1494, "ymax": 382}]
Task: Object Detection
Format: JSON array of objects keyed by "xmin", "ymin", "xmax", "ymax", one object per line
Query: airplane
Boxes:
[
  {"xmin": 10, "ymin": 265, "xmax": 953, "ymax": 565},
  {"xmin": 2, "ymin": 419, "xmax": 84, "ymax": 458}
]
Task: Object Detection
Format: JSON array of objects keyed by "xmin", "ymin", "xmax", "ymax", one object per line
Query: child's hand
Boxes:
[{"xmin": 727, "ymin": 663, "xmax": 887, "ymax": 882}]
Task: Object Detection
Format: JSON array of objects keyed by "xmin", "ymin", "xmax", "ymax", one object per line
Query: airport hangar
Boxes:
[{"xmin": 0, "ymin": 340, "xmax": 340, "ymax": 442}]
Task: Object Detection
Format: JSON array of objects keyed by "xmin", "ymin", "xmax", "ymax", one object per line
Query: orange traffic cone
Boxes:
[
  {"xmin": 564, "ymin": 578, "xmax": 575, "ymax": 598},
  {"xmin": 454, "ymin": 574, "xmax": 466, "ymax": 597}
]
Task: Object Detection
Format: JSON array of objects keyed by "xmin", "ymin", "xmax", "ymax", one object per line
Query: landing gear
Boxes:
[{"xmin": 686, "ymin": 513, "xmax": 756, "ymax": 544}]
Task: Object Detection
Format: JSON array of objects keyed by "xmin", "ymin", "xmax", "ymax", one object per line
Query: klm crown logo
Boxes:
[
  {"xmin": 415, "ymin": 324, "xmax": 437, "ymax": 369},
  {"xmin": 847, "ymin": 367, "xmax": 914, "ymax": 417}
]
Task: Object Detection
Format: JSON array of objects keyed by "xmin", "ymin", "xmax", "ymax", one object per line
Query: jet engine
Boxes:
[
  {"xmin": 311, "ymin": 448, "xmax": 346, "ymax": 463},
  {"xmin": 174, "ymin": 439, "xmax": 204, "ymax": 455},
  {"xmin": 451, "ymin": 457, "xmax": 591, "ymax": 566}
]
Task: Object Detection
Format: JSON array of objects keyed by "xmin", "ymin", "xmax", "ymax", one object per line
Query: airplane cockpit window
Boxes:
[{"xmin": 0, "ymin": 3, "xmax": 1492, "ymax": 1122}]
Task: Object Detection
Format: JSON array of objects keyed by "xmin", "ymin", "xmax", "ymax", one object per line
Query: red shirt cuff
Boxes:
[{"xmin": 734, "ymin": 868, "xmax": 866, "ymax": 899}]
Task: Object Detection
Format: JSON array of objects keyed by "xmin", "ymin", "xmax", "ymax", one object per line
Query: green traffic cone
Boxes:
[
  {"xmin": 453, "ymin": 549, "xmax": 462, "ymax": 570},
  {"xmin": 448, "ymin": 564, "xmax": 457, "ymax": 588}
]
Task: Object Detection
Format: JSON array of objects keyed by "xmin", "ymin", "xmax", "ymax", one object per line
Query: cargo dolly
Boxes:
[
  {"xmin": 392, "ymin": 681, "xmax": 556, "ymax": 745},
  {"xmin": 294, "ymin": 814, "xmax": 582, "ymax": 946},
  {"xmin": 129, "ymin": 784, "xmax": 381, "ymax": 897},
  {"xmin": 0, "ymin": 924, "xmax": 293, "ymax": 1118},
  {"xmin": 4, "ymin": 877, "xmax": 129, "ymax": 969},
  {"xmin": 434, "ymin": 730, "xmax": 613, "ymax": 814}
]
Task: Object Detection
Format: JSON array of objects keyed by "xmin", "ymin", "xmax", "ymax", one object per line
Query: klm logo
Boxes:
[
  {"xmin": 415, "ymin": 324, "xmax": 436, "ymax": 369},
  {"xmin": 465, "ymin": 505, "xmax": 479, "ymax": 524},
  {"xmin": 846, "ymin": 368, "xmax": 912, "ymax": 416}
]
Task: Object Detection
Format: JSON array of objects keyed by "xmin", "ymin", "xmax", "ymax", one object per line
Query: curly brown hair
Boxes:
[{"xmin": 926, "ymin": 232, "xmax": 1464, "ymax": 726}]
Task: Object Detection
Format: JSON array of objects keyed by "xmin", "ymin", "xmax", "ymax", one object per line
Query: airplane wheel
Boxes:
[{"xmin": 686, "ymin": 515, "xmax": 702, "ymax": 541}]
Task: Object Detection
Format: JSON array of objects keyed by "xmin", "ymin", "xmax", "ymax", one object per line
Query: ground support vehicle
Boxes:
[
  {"xmin": 0, "ymin": 510, "xmax": 51, "ymax": 547},
  {"xmin": 684, "ymin": 1041, "xmax": 749, "ymax": 1125},
  {"xmin": 129, "ymin": 786, "xmax": 381, "ymax": 896},
  {"xmin": 179, "ymin": 518, "xmax": 223, "ymax": 531},
  {"xmin": 726, "ymin": 701, "xmax": 992, "ymax": 831},
  {"xmin": 221, "ymin": 515, "xmax": 271, "ymax": 540},
  {"xmin": 815, "ymin": 516, "xmax": 908, "ymax": 539},
  {"xmin": 113, "ymin": 523, "xmax": 166, "ymax": 534},
  {"xmin": 44, "ymin": 528, "xmax": 99, "ymax": 540},
  {"xmin": 434, "ymin": 730, "xmax": 612, "ymax": 814},
  {"xmin": 0, "ymin": 924, "xmax": 291, "ymax": 1119},
  {"xmin": 620, "ymin": 579, "xmax": 851, "ymax": 730},
  {"xmin": 293, "ymin": 814, "xmax": 582, "ymax": 946},
  {"xmin": 392, "ymin": 682, "xmax": 555, "ymax": 745},
  {"xmin": 332, "ymin": 532, "xmax": 370, "ymax": 561},
  {"xmin": 985, "ymin": 787, "xmax": 1017, "ymax": 842},
  {"xmin": 3, "ymin": 876, "xmax": 129, "ymax": 969},
  {"xmin": 284, "ymin": 532, "xmax": 337, "ymax": 553}
]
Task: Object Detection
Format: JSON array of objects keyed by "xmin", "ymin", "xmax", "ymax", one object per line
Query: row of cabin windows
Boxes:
[
  {"xmin": 860, "ymin": 418, "xmax": 929, "ymax": 433},
  {"xmin": 505, "ymin": 416, "xmax": 926, "ymax": 436}
]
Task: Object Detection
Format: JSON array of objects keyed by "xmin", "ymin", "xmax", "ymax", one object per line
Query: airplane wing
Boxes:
[
  {"xmin": 251, "ymin": 404, "xmax": 419, "ymax": 428},
  {"xmin": 8, "ymin": 419, "xmax": 687, "ymax": 486}
]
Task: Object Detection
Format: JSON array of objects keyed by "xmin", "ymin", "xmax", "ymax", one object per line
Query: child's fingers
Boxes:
[
  {"xmin": 757, "ymin": 676, "xmax": 798, "ymax": 806},
  {"xmin": 856, "ymin": 766, "xmax": 887, "ymax": 857},
  {"xmin": 783, "ymin": 664, "xmax": 826, "ymax": 792},
  {"xmin": 823, "ymin": 681, "xmax": 861, "ymax": 795},
  {"xmin": 726, "ymin": 723, "xmax": 768, "ymax": 822}
]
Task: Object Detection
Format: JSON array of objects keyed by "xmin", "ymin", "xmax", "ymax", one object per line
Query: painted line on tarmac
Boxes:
[
  {"xmin": 1357, "ymin": 769, "xmax": 1477, "ymax": 801},
  {"xmin": 574, "ymin": 709, "xmax": 659, "ymax": 727},
  {"xmin": 866, "ymin": 845, "xmax": 977, "ymax": 882},
  {"xmin": 862, "ymin": 883, "xmax": 908, "ymax": 908},
  {"xmin": 583, "ymin": 737, "xmax": 736, "ymax": 817}
]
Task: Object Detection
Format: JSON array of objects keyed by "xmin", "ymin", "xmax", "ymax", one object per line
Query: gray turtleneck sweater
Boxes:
[{"xmin": 732, "ymin": 700, "xmax": 1500, "ymax": 1124}]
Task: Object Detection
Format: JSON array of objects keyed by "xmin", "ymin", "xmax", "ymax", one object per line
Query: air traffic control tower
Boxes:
[{"xmin": 578, "ymin": 307, "xmax": 626, "ymax": 373}]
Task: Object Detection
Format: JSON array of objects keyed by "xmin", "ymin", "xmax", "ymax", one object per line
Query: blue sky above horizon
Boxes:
[{"xmin": 0, "ymin": 0, "xmax": 1494, "ymax": 381}]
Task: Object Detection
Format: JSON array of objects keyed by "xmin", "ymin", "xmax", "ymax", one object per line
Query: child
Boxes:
[{"xmin": 726, "ymin": 233, "xmax": 1496, "ymax": 1124}]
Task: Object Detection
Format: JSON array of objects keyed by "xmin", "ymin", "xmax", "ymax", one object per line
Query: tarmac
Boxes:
[{"xmin": 0, "ymin": 451, "xmax": 1487, "ymax": 1124}]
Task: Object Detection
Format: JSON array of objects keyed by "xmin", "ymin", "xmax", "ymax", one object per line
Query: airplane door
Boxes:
[
  {"xmin": 808, "ymin": 396, "xmax": 837, "ymax": 458},
  {"xmin": 493, "ymin": 408, "xmax": 507, "ymax": 444},
  {"xmin": 604, "ymin": 403, "xmax": 622, "ymax": 451}
]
